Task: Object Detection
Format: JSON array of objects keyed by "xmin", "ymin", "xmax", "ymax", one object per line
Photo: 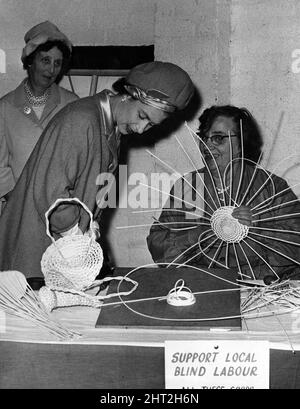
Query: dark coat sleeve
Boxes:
[{"xmin": 147, "ymin": 175, "xmax": 208, "ymax": 265}]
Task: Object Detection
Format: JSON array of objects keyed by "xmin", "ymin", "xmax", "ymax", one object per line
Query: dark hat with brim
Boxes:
[{"xmin": 126, "ymin": 61, "xmax": 194, "ymax": 111}]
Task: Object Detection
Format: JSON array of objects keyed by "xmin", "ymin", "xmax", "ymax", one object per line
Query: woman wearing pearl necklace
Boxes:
[{"xmin": 0, "ymin": 21, "xmax": 78, "ymax": 214}]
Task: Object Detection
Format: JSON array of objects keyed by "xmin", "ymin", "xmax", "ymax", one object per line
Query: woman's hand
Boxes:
[
  {"xmin": 232, "ymin": 205, "xmax": 253, "ymax": 226},
  {"xmin": 85, "ymin": 221, "xmax": 100, "ymax": 240},
  {"xmin": 60, "ymin": 221, "xmax": 100, "ymax": 240}
]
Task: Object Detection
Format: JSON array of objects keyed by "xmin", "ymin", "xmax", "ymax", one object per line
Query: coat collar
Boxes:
[
  {"xmin": 97, "ymin": 90, "xmax": 116, "ymax": 136},
  {"xmin": 97, "ymin": 90, "xmax": 121, "ymax": 155},
  {"xmin": 93, "ymin": 91, "xmax": 121, "ymax": 219}
]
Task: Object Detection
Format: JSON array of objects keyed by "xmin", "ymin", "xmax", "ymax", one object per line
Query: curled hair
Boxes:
[
  {"xmin": 112, "ymin": 77, "xmax": 131, "ymax": 95},
  {"xmin": 197, "ymin": 105, "xmax": 263, "ymax": 163},
  {"xmin": 23, "ymin": 40, "xmax": 71, "ymax": 81}
]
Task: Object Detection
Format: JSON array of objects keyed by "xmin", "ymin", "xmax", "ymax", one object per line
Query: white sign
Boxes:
[{"xmin": 165, "ymin": 340, "xmax": 270, "ymax": 389}]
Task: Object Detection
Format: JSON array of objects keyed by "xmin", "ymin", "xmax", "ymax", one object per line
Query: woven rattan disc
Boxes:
[{"xmin": 210, "ymin": 206, "xmax": 249, "ymax": 243}]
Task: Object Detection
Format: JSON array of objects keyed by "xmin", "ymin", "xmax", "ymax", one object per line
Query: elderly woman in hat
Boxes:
[
  {"xmin": 0, "ymin": 21, "xmax": 78, "ymax": 214},
  {"xmin": 0, "ymin": 61, "xmax": 194, "ymax": 278},
  {"xmin": 147, "ymin": 105, "xmax": 300, "ymax": 283}
]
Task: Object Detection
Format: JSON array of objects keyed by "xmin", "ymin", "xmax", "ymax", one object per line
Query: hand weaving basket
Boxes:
[{"xmin": 41, "ymin": 197, "xmax": 103, "ymax": 291}]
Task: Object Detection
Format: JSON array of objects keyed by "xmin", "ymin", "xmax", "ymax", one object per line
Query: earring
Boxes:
[{"xmin": 121, "ymin": 95, "xmax": 129, "ymax": 102}]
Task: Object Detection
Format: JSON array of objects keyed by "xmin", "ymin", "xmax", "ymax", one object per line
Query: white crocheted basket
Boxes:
[
  {"xmin": 41, "ymin": 197, "xmax": 103, "ymax": 291},
  {"xmin": 39, "ymin": 276, "xmax": 139, "ymax": 312}
]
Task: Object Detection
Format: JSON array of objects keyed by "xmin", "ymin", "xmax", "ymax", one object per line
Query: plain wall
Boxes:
[{"xmin": 230, "ymin": 0, "xmax": 300, "ymax": 193}]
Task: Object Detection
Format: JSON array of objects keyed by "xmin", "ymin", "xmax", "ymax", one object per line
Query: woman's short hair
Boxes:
[
  {"xmin": 112, "ymin": 77, "xmax": 130, "ymax": 95},
  {"xmin": 23, "ymin": 40, "xmax": 71, "ymax": 80},
  {"xmin": 197, "ymin": 105, "xmax": 263, "ymax": 163}
]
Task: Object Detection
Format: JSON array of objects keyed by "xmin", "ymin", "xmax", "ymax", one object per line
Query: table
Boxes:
[{"xmin": 1, "ymin": 273, "xmax": 300, "ymax": 389}]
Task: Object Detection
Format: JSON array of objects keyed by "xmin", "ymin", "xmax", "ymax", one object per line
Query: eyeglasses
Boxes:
[{"xmin": 198, "ymin": 133, "xmax": 240, "ymax": 146}]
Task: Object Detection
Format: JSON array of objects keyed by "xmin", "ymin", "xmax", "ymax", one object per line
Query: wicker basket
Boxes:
[{"xmin": 41, "ymin": 197, "xmax": 103, "ymax": 291}]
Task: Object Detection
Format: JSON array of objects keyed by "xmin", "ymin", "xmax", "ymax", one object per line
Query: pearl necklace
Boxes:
[{"xmin": 24, "ymin": 80, "xmax": 50, "ymax": 107}]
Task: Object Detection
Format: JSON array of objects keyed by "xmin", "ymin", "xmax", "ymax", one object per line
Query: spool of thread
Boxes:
[{"xmin": 166, "ymin": 279, "xmax": 196, "ymax": 307}]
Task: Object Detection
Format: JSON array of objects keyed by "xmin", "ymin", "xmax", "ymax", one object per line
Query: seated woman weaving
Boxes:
[{"xmin": 147, "ymin": 105, "xmax": 300, "ymax": 282}]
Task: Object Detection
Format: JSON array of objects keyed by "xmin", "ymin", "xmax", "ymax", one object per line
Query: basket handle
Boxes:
[{"xmin": 45, "ymin": 197, "xmax": 94, "ymax": 243}]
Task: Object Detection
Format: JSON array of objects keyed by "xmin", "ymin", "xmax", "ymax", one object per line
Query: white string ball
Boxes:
[{"xmin": 210, "ymin": 206, "xmax": 249, "ymax": 243}]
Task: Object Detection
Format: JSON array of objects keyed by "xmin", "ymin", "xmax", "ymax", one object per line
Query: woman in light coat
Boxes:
[{"xmin": 0, "ymin": 21, "xmax": 78, "ymax": 213}]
